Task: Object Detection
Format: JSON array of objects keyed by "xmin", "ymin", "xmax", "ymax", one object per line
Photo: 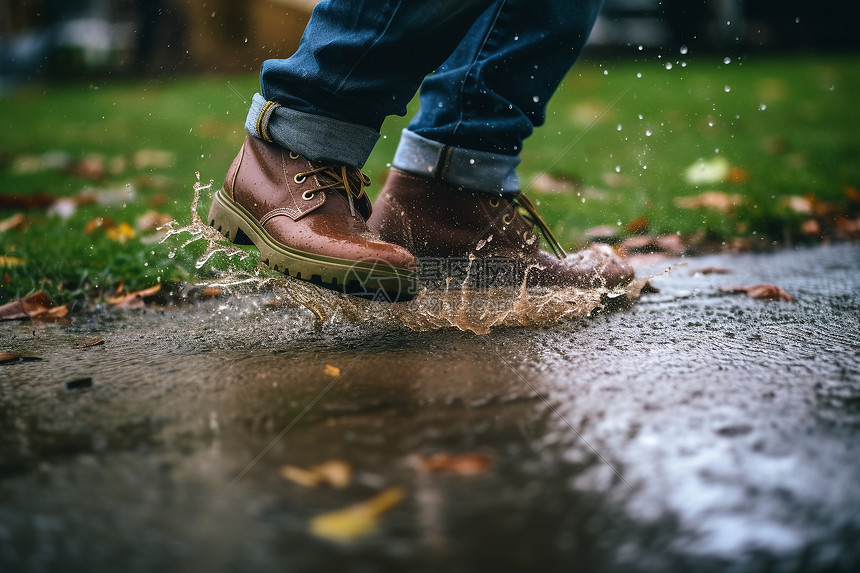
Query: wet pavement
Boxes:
[{"xmin": 1, "ymin": 242, "xmax": 858, "ymax": 573}]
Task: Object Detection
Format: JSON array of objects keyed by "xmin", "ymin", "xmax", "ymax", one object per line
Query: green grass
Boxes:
[{"xmin": 1, "ymin": 54, "xmax": 858, "ymax": 305}]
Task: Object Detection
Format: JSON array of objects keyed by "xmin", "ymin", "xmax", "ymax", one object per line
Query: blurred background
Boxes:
[{"xmin": 2, "ymin": 0, "xmax": 858, "ymax": 87}]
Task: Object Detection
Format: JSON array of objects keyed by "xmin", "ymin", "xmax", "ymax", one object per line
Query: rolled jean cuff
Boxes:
[
  {"xmin": 244, "ymin": 93, "xmax": 380, "ymax": 168},
  {"xmin": 392, "ymin": 129, "xmax": 521, "ymax": 194}
]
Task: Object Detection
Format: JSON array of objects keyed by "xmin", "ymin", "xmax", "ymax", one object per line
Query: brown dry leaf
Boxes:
[
  {"xmin": 0, "ymin": 291, "xmax": 67, "ymax": 320},
  {"xmin": 84, "ymin": 217, "xmax": 116, "ymax": 235},
  {"xmin": 106, "ymin": 284, "xmax": 162, "ymax": 308},
  {"xmin": 67, "ymin": 155, "xmax": 107, "ymax": 181},
  {"xmin": 324, "ymin": 364, "xmax": 341, "ymax": 377},
  {"xmin": 625, "ymin": 278, "xmax": 659, "ymax": 301},
  {"xmin": 411, "ymin": 453, "xmax": 493, "ymax": 476},
  {"xmin": 692, "ymin": 267, "xmax": 732, "ymax": 275},
  {"xmin": 801, "ymin": 219, "xmax": 821, "ymax": 235},
  {"xmin": 0, "ymin": 193, "xmax": 56, "ymax": 210},
  {"xmin": 728, "ymin": 166, "xmax": 749, "ymax": 183},
  {"xmin": 309, "ymin": 487, "xmax": 405, "ymax": 543},
  {"xmin": 0, "ymin": 213, "xmax": 26, "ymax": 232},
  {"xmin": 674, "ymin": 191, "xmax": 746, "ymax": 213},
  {"xmin": 75, "ymin": 337, "xmax": 105, "ymax": 349},
  {"xmin": 626, "ymin": 215, "xmax": 649, "ymax": 234},
  {"xmin": 199, "ymin": 287, "xmax": 222, "ymax": 298},
  {"xmin": 1, "ymin": 352, "xmax": 42, "ymax": 364},
  {"xmin": 281, "ymin": 460, "xmax": 352, "ymax": 489},
  {"xmin": 136, "ymin": 211, "xmax": 174, "ymax": 232},
  {"xmin": 720, "ymin": 284, "xmax": 792, "ymax": 302}
]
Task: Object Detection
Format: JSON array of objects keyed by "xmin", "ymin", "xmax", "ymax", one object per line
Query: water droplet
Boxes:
[
  {"xmin": 645, "ymin": 130, "xmax": 652, "ymax": 136},
  {"xmin": 615, "ymin": 166, "xmax": 621, "ymax": 173},
  {"xmin": 616, "ymin": 124, "xmax": 622, "ymax": 131},
  {"xmin": 665, "ymin": 62, "xmax": 673, "ymax": 70},
  {"xmin": 680, "ymin": 45, "xmax": 689, "ymax": 55},
  {"xmin": 638, "ymin": 114, "xmax": 643, "ymax": 120},
  {"xmin": 637, "ymin": 45, "xmax": 643, "ymax": 51},
  {"xmin": 724, "ymin": 85, "xmax": 731, "ymax": 92},
  {"xmin": 469, "ymin": 158, "xmax": 476, "ymax": 164},
  {"xmin": 723, "ymin": 56, "xmax": 731, "ymax": 64},
  {"xmin": 513, "ymin": 35, "xmax": 519, "ymax": 41},
  {"xmin": 603, "ymin": 70, "xmax": 608, "ymax": 76},
  {"xmin": 642, "ymin": 165, "xmax": 647, "ymax": 170},
  {"xmin": 636, "ymin": 72, "xmax": 642, "ymax": 78},
  {"xmin": 532, "ymin": 95, "xmax": 540, "ymax": 103}
]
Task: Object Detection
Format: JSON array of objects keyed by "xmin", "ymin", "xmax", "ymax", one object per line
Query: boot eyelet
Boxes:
[
  {"xmin": 294, "ymin": 174, "xmax": 307, "ymax": 184},
  {"xmin": 489, "ymin": 197, "xmax": 500, "ymax": 208},
  {"xmin": 288, "ymin": 151, "xmax": 300, "ymax": 159},
  {"xmin": 301, "ymin": 191, "xmax": 315, "ymax": 201},
  {"xmin": 502, "ymin": 213, "xmax": 514, "ymax": 225}
]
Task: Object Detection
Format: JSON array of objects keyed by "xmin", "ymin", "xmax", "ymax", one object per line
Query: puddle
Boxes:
[{"xmin": 159, "ymin": 176, "xmax": 640, "ymax": 334}]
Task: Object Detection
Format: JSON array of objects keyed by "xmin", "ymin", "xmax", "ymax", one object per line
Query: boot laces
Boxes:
[
  {"xmin": 513, "ymin": 194, "xmax": 567, "ymax": 259},
  {"xmin": 296, "ymin": 164, "xmax": 371, "ymax": 217}
]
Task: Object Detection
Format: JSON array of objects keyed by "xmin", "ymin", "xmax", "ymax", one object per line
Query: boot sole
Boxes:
[{"xmin": 208, "ymin": 188, "xmax": 417, "ymax": 302}]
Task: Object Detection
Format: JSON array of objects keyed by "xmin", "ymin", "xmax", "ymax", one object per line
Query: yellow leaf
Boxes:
[
  {"xmin": 106, "ymin": 222, "xmax": 135, "ymax": 243},
  {"xmin": 0, "ymin": 256, "xmax": 25, "ymax": 267},
  {"xmin": 280, "ymin": 460, "xmax": 351, "ymax": 489},
  {"xmin": 323, "ymin": 364, "xmax": 341, "ymax": 377},
  {"xmin": 309, "ymin": 487, "xmax": 405, "ymax": 542}
]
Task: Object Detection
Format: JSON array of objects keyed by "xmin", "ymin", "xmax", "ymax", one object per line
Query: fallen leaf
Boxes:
[
  {"xmin": 0, "ymin": 213, "xmax": 26, "ymax": 232},
  {"xmin": 67, "ymin": 155, "xmax": 106, "ymax": 181},
  {"xmin": 136, "ymin": 211, "xmax": 174, "ymax": 232},
  {"xmin": 783, "ymin": 195, "xmax": 813, "ymax": 214},
  {"xmin": 410, "ymin": 453, "xmax": 493, "ymax": 476},
  {"xmin": 684, "ymin": 157, "xmax": 730, "ymax": 185},
  {"xmin": 324, "ymin": 364, "xmax": 341, "ymax": 377},
  {"xmin": 692, "ymin": 267, "xmax": 732, "ymax": 275},
  {"xmin": 75, "ymin": 337, "xmax": 105, "ymax": 348},
  {"xmin": 199, "ymin": 287, "xmax": 222, "ymax": 298},
  {"xmin": 625, "ymin": 278, "xmax": 659, "ymax": 301},
  {"xmin": 529, "ymin": 173, "xmax": 580, "ymax": 194},
  {"xmin": 0, "ymin": 291, "xmax": 67, "ymax": 320},
  {"xmin": 625, "ymin": 215, "xmax": 649, "ymax": 234},
  {"xmin": 1, "ymin": 352, "xmax": 43, "ymax": 364},
  {"xmin": 106, "ymin": 284, "xmax": 162, "ymax": 308},
  {"xmin": 720, "ymin": 284, "xmax": 792, "ymax": 302},
  {"xmin": 84, "ymin": 217, "xmax": 116, "ymax": 235},
  {"xmin": 280, "ymin": 460, "xmax": 352, "ymax": 489},
  {"xmin": 727, "ymin": 166, "xmax": 749, "ymax": 183},
  {"xmin": 309, "ymin": 487, "xmax": 405, "ymax": 542},
  {"xmin": 0, "ymin": 193, "xmax": 56, "ymax": 210},
  {"xmin": 801, "ymin": 219, "xmax": 821, "ymax": 235},
  {"xmin": 0, "ymin": 256, "xmax": 25, "ymax": 267},
  {"xmin": 133, "ymin": 149, "xmax": 175, "ymax": 170},
  {"xmin": 106, "ymin": 222, "xmax": 135, "ymax": 243},
  {"xmin": 674, "ymin": 191, "xmax": 746, "ymax": 213}
]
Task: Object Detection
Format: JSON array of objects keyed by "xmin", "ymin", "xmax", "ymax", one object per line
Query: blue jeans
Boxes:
[{"xmin": 245, "ymin": 0, "xmax": 603, "ymax": 193}]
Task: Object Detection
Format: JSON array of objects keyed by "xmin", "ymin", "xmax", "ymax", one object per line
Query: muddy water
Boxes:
[{"xmin": 2, "ymin": 214, "xmax": 859, "ymax": 570}]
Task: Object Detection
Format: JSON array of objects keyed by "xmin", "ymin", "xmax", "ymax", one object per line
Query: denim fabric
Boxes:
[{"xmin": 250, "ymin": 0, "xmax": 603, "ymax": 192}]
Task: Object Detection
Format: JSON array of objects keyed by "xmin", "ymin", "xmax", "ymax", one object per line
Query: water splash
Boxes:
[
  {"xmin": 167, "ymin": 175, "xmax": 640, "ymax": 334},
  {"xmin": 160, "ymin": 173, "xmax": 258, "ymax": 271}
]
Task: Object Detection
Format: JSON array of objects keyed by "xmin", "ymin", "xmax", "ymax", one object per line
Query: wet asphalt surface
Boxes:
[{"xmin": 1, "ymin": 242, "xmax": 858, "ymax": 573}]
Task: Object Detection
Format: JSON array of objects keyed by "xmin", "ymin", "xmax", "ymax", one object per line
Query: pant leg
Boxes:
[
  {"xmin": 247, "ymin": 0, "xmax": 495, "ymax": 167},
  {"xmin": 394, "ymin": 0, "xmax": 604, "ymax": 193}
]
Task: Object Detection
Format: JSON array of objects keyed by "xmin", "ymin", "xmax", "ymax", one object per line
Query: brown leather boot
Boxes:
[
  {"xmin": 367, "ymin": 168, "xmax": 633, "ymax": 289},
  {"xmin": 208, "ymin": 136, "xmax": 417, "ymax": 301}
]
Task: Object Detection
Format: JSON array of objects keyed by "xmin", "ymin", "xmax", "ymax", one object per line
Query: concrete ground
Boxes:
[{"xmin": 1, "ymin": 242, "xmax": 858, "ymax": 572}]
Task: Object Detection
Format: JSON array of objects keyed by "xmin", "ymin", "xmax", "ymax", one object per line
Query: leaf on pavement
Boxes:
[
  {"xmin": 323, "ymin": 364, "xmax": 341, "ymax": 377},
  {"xmin": 280, "ymin": 460, "xmax": 352, "ymax": 489},
  {"xmin": 106, "ymin": 284, "xmax": 162, "ymax": 308},
  {"xmin": 720, "ymin": 284, "xmax": 792, "ymax": 302},
  {"xmin": 1, "ymin": 352, "xmax": 43, "ymax": 364},
  {"xmin": 0, "ymin": 291, "xmax": 68, "ymax": 320},
  {"xmin": 75, "ymin": 337, "xmax": 105, "ymax": 349},
  {"xmin": 410, "ymin": 453, "xmax": 493, "ymax": 476},
  {"xmin": 309, "ymin": 487, "xmax": 405, "ymax": 543}
]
